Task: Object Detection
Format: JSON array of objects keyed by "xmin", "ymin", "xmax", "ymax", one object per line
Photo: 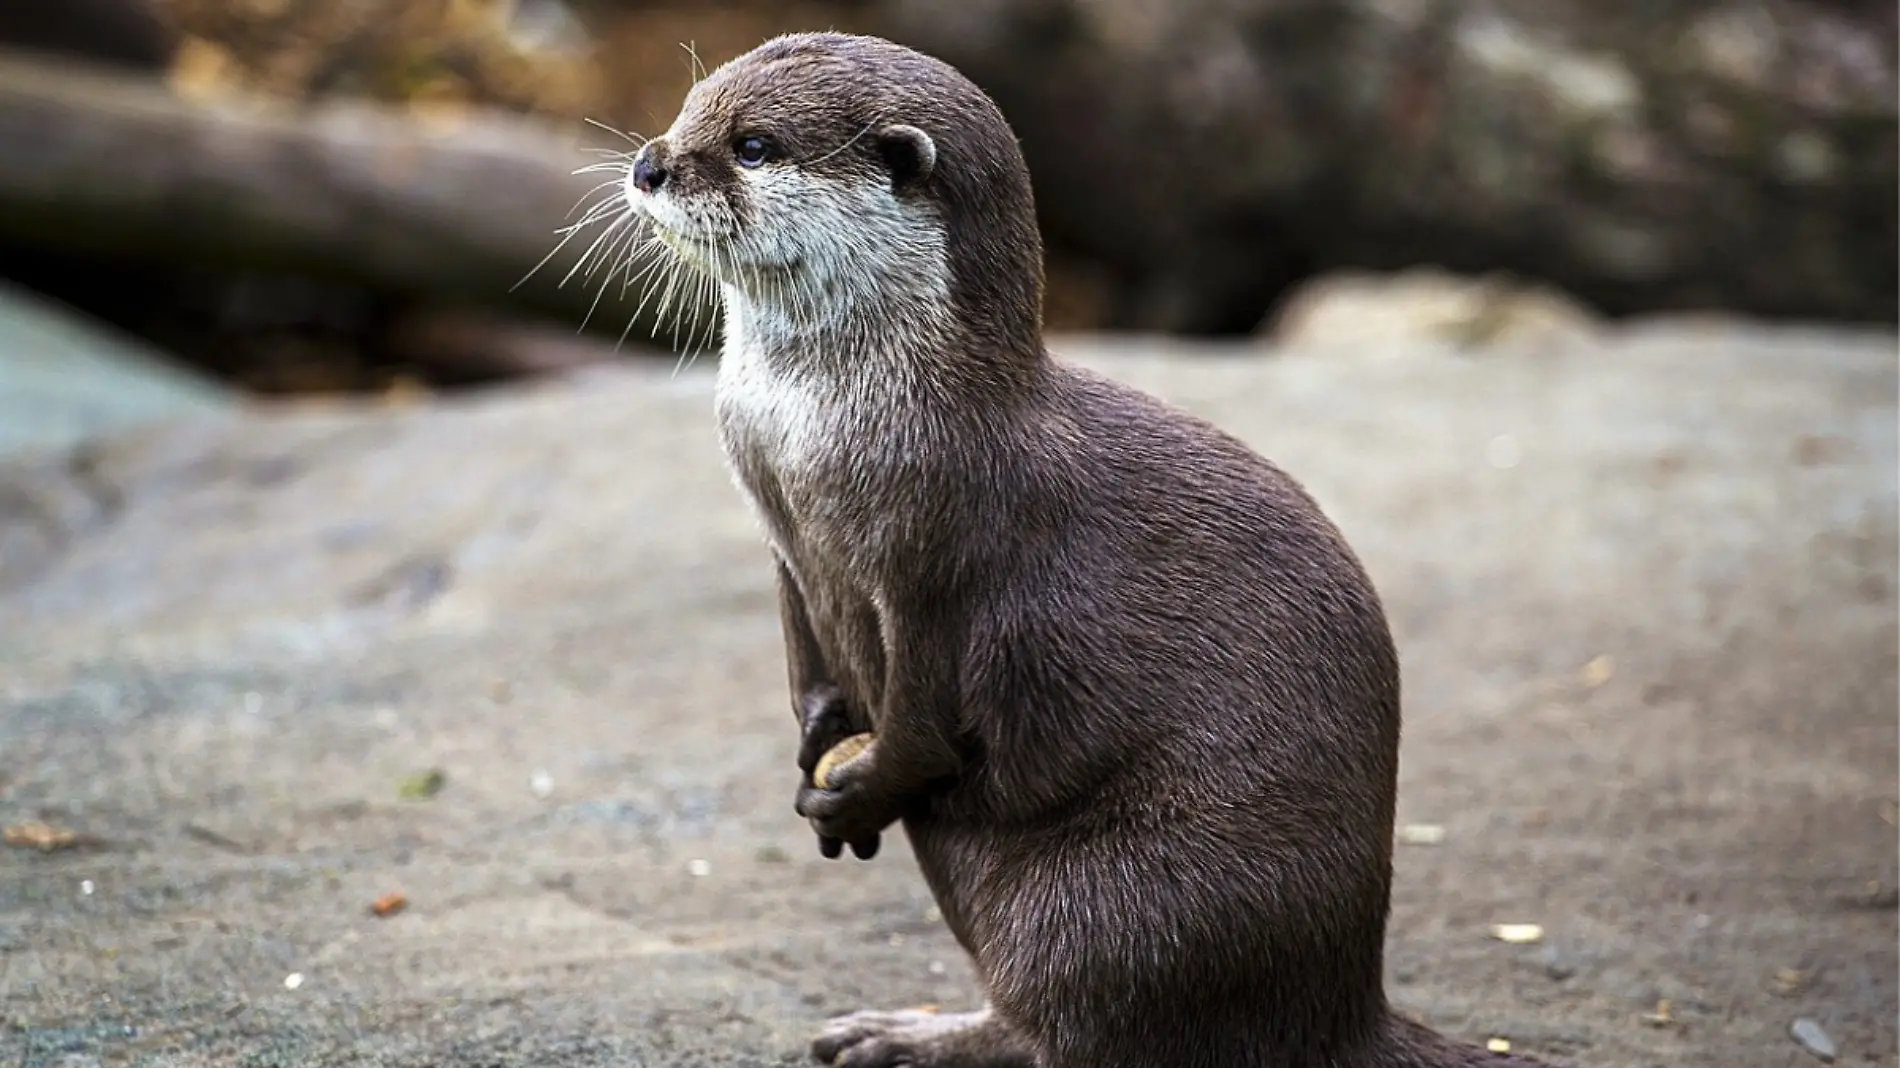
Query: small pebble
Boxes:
[
  {"xmin": 1580, "ymin": 654, "xmax": 1615, "ymax": 688},
  {"xmin": 888, "ymin": 933, "xmax": 906, "ymax": 946},
  {"xmin": 1789, "ymin": 1017, "xmax": 1836, "ymax": 1063},
  {"xmin": 529, "ymin": 770, "xmax": 554, "ymax": 799},
  {"xmin": 80, "ymin": 879, "xmax": 95, "ymax": 896},
  {"xmin": 755, "ymin": 844, "xmax": 790, "ymax": 863},
  {"xmin": 927, "ymin": 960, "xmax": 947, "ymax": 976},
  {"xmin": 1397, "ymin": 823, "xmax": 1446, "ymax": 846},
  {"xmin": 923, "ymin": 905, "xmax": 943, "ymax": 923},
  {"xmin": 283, "ymin": 973, "xmax": 305, "ymax": 991},
  {"xmin": 687, "ymin": 858, "xmax": 712, "ymax": 877},
  {"xmin": 1490, "ymin": 922, "xmax": 1544, "ymax": 945}
]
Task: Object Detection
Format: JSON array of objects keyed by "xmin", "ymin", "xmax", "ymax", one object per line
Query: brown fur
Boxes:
[{"xmin": 637, "ymin": 32, "xmax": 1561, "ymax": 1068}]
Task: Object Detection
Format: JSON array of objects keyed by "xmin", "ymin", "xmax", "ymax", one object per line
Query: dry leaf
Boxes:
[
  {"xmin": 4, "ymin": 822, "xmax": 79, "ymax": 852},
  {"xmin": 1486, "ymin": 1038, "xmax": 1512, "ymax": 1053},
  {"xmin": 1641, "ymin": 999, "xmax": 1675, "ymax": 1027},
  {"xmin": 370, "ymin": 892, "xmax": 408, "ymax": 917},
  {"xmin": 1772, "ymin": 968, "xmax": 1808, "ymax": 995}
]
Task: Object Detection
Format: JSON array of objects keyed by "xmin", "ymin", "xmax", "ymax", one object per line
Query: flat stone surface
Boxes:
[{"xmin": 1, "ymin": 322, "xmax": 1894, "ymax": 1067}]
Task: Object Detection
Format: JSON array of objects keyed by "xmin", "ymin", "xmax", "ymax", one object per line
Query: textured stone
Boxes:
[{"xmin": 0, "ymin": 324, "xmax": 1893, "ymax": 1066}]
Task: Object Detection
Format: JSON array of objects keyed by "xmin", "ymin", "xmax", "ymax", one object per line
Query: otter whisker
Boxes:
[
  {"xmin": 681, "ymin": 41, "xmax": 709, "ymax": 86},
  {"xmin": 579, "ymin": 216, "xmax": 650, "ymax": 332},
  {"xmin": 675, "ymin": 246, "xmax": 706, "ymax": 365},
  {"xmin": 566, "ymin": 178, "xmax": 629, "ymax": 212},
  {"xmin": 648, "ymin": 245, "xmax": 690, "ymax": 348},
  {"xmin": 586, "ymin": 209, "xmax": 651, "ymax": 277},
  {"xmin": 687, "ymin": 247, "xmax": 714, "ymax": 364},
  {"xmin": 617, "ymin": 235, "xmax": 670, "ymax": 298},
  {"xmin": 558, "ymin": 186, "xmax": 632, "ymax": 232},
  {"xmin": 560, "ymin": 209, "xmax": 638, "ymax": 289},
  {"xmin": 617, "ymin": 238, "xmax": 672, "ymax": 307},
  {"xmin": 807, "ymin": 116, "xmax": 886, "ymax": 168},
  {"xmin": 617, "ymin": 241, "xmax": 673, "ymax": 352},
  {"xmin": 514, "ymin": 189, "xmax": 625, "ymax": 292},
  {"xmin": 607, "ymin": 234, "xmax": 665, "ymax": 344},
  {"xmin": 582, "ymin": 116, "xmax": 650, "ymax": 149},
  {"xmin": 676, "ymin": 260, "xmax": 711, "ymax": 373},
  {"xmin": 624, "ymin": 238, "xmax": 676, "ymax": 325},
  {"xmin": 573, "ymin": 159, "xmax": 637, "ymax": 178}
]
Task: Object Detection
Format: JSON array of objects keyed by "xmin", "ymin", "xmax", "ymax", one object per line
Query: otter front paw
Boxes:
[
  {"xmin": 795, "ymin": 747, "xmax": 899, "ymax": 860},
  {"xmin": 795, "ymin": 694, "xmax": 880, "ymax": 859},
  {"xmin": 796, "ymin": 686, "xmax": 858, "ymax": 778}
]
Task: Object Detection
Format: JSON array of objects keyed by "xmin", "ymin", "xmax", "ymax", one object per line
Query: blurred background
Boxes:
[{"xmin": 0, "ymin": 0, "xmax": 1892, "ymax": 403}]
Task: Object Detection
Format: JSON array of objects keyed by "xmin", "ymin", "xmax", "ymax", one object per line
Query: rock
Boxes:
[
  {"xmin": 1263, "ymin": 268, "xmax": 1606, "ymax": 353},
  {"xmin": 0, "ymin": 325, "xmax": 1893, "ymax": 1066},
  {"xmin": 0, "ymin": 280, "xmax": 232, "ymax": 457},
  {"xmin": 1790, "ymin": 1017, "xmax": 1838, "ymax": 1062},
  {"xmin": 812, "ymin": 732, "xmax": 876, "ymax": 790},
  {"xmin": 872, "ymin": 0, "xmax": 1899, "ymax": 333}
]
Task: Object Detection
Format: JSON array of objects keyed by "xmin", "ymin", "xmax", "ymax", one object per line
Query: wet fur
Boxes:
[{"xmin": 622, "ymin": 31, "xmax": 1556, "ymax": 1068}]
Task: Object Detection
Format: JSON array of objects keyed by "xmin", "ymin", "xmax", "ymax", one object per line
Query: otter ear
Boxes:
[{"xmin": 876, "ymin": 124, "xmax": 936, "ymax": 190}]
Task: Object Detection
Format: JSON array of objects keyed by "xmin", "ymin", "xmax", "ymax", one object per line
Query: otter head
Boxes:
[{"xmin": 624, "ymin": 33, "xmax": 1044, "ymax": 357}]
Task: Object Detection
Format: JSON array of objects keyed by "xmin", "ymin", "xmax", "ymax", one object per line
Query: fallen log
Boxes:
[{"xmin": 0, "ymin": 48, "xmax": 694, "ymax": 340}]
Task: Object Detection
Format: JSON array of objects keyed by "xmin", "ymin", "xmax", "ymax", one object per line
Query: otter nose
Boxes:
[{"xmin": 632, "ymin": 153, "xmax": 668, "ymax": 195}]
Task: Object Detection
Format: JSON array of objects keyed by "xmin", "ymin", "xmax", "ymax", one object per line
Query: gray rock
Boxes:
[
  {"xmin": 1790, "ymin": 1017, "xmax": 1837, "ymax": 1063},
  {"xmin": 0, "ymin": 280, "xmax": 231, "ymax": 457},
  {"xmin": 0, "ymin": 323, "xmax": 1893, "ymax": 1067}
]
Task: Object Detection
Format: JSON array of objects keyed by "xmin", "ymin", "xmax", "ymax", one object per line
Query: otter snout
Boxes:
[{"xmin": 632, "ymin": 154, "xmax": 667, "ymax": 195}]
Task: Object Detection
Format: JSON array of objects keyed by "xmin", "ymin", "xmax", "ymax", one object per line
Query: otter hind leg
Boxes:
[{"xmin": 810, "ymin": 1005, "xmax": 1036, "ymax": 1068}]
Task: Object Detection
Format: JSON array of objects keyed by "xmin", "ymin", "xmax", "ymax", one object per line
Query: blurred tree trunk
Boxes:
[
  {"xmin": 0, "ymin": 48, "xmax": 679, "ymax": 339},
  {"xmin": 875, "ymin": 0, "xmax": 1898, "ymax": 333}
]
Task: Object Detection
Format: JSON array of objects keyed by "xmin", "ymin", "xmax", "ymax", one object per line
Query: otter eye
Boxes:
[{"xmin": 734, "ymin": 135, "xmax": 774, "ymax": 168}]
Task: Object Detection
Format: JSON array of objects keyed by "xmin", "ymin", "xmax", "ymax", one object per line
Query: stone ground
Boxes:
[{"xmin": 1, "ymin": 322, "xmax": 1895, "ymax": 1067}]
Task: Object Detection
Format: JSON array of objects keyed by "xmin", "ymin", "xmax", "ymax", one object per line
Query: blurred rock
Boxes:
[
  {"xmin": 0, "ymin": 281, "xmax": 232, "ymax": 457},
  {"xmin": 1266, "ymin": 268, "xmax": 1606, "ymax": 353},
  {"xmin": 872, "ymin": 0, "xmax": 1899, "ymax": 334}
]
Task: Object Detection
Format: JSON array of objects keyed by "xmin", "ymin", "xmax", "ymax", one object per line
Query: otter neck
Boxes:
[{"xmin": 718, "ymin": 279, "xmax": 1045, "ymax": 398}]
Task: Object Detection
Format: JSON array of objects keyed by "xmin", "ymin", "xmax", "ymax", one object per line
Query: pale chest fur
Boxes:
[
  {"xmin": 715, "ymin": 341, "xmax": 826, "ymax": 518},
  {"xmin": 712, "ymin": 300, "xmax": 942, "ymax": 566},
  {"xmin": 714, "ymin": 332, "xmax": 911, "ymax": 711}
]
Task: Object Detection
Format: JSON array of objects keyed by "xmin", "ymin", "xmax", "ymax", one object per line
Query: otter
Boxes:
[{"xmin": 621, "ymin": 31, "xmax": 1555, "ymax": 1068}]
